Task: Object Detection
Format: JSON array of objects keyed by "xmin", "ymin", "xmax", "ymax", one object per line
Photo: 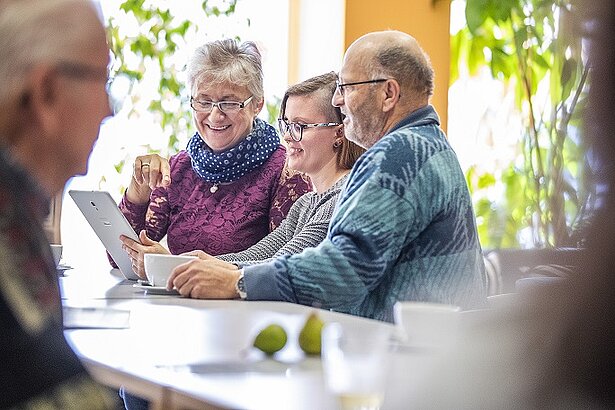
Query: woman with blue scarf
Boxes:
[{"xmin": 118, "ymin": 39, "xmax": 310, "ymax": 279}]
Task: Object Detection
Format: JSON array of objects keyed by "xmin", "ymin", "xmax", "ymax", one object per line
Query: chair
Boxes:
[{"xmin": 483, "ymin": 247, "xmax": 581, "ymax": 295}]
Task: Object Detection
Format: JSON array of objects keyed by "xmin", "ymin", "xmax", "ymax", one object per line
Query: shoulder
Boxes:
[
  {"xmin": 165, "ymin": 151, "xmax": 202, "ymax": 190},
  {"xmin": 169, "ymin": 150, "xmax": 190, "ymax": 168},
  {"xmin": 344, "ymin": 124, "xmax": 459, "ymax": 201},
  {"xmin": 263, "ymin": 145, "xmax": 287, "ymax": 168},
  {"xmin": 366, "ymin": 124, "xmax": 452, "ymax": 177},
  {"xmin": 262, "ymin": 146, "xmax": 311, "ymax": 191},
  {"xmin": 380, "ymin": 123, "xmax": 450, "ymax": 159}
]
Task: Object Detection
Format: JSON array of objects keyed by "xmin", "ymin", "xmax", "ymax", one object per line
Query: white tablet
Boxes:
[{"xmin": 69, "ymin": 190, "xmax": 141, "ymax": 280}]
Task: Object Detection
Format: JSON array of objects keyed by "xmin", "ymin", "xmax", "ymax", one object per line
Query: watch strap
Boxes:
[{"xmin": 235, "ymin": 269, "xmax": 247, "ymax": 300}]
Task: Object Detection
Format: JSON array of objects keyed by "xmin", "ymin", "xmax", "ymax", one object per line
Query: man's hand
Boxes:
[{"xmin": 167, "ymin": 258, "xmax": 241, "ymax": 299}]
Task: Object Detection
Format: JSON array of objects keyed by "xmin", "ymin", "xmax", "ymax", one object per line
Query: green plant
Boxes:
[{"xmin": 452, "ymin": 0, "xmax": 590, "ymax": 248}]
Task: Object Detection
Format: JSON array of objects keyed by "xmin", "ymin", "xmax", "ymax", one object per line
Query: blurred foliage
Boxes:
[{"xmin": 452, "ymin": 0, "xmax": 590, "ymax": 248}]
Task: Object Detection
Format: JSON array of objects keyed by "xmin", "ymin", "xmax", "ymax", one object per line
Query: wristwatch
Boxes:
[{"xmin": 235, "ymin": 269, "xmax": 247, "ymax": 300}]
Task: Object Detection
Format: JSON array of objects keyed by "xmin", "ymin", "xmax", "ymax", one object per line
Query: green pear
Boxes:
[
  {"xmin": 253, "ymin": 324, "xmax": 287, "ymax": 355},
  {"xmin": 298, "ymin": 312, "xmax": 325, "ymax": 355}
]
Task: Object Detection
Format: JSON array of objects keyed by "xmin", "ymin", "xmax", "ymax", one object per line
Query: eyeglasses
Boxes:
[
  {"xmin": 55, "ymin": 61, "xmax": 117, "ymax": 114},
  {"xmin": 190, "ymin": 95, "xmax": 253, "ymax": 114},
  {"xmin": 335, "ymin": 78, "xmax": 388, "ymax": 96},
  {"xmin": 56, "ymin": 61, "xmax": 113, "ymax": 93},
  {"xmin": 277, "ymin": 118, "xmax": 341, "ymax": 142}
]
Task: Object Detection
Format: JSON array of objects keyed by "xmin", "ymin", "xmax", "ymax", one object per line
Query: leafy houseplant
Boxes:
[{"xmin": 451, "ymin": 0, "xmax": 590, "ymax": 248}]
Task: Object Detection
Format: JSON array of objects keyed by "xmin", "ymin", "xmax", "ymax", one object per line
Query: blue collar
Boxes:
[{"xmin": 388, "ymin": 104, "xmax": 440, "ymax": 134}]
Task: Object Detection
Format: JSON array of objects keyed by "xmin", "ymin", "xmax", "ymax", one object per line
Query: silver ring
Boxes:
[{"xmin": 140, "ymin": 163, "xmax": 150, "ymax": 168}]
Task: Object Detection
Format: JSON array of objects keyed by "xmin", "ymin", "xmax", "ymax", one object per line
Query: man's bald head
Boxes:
[
  {"xmin": 0, "ymin": 0, "xmax": 105, "ymax": 102},
  {"xmin": 0, "ymin": 0, "xmax": 109, "ymax": 195},
  {"xmin": 346, "ymin": 30, "xmax": 434, "ymax": 102}
]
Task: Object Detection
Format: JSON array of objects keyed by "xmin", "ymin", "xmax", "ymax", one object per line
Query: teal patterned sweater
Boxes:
[{"xmin": 244, "ymin": 105, "xmax": 487, "ymax": 321}]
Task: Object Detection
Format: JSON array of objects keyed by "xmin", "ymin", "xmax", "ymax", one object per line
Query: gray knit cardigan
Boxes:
[{"xmin": 218, "ymin": 175, "xmax": 348, "ymax": 265}]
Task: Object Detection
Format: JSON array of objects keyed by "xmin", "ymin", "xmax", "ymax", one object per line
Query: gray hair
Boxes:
[
  {"xmin": 0, "ymin": 0, "xmax": 99, "ymax": 102},
  {"xmin": 186, "ymin": 39, "xmax": 264, "ymax": 103},
  {"xmin": 369, "ymin": 43, "xmax": 434, "ymax": 99}
]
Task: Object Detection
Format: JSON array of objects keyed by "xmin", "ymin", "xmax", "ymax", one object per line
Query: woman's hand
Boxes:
[
  {"xmin": 126, "ymin": 154, "xmax": 171, "ymax": 204},
  {"xmin": 167, "ymin": 258, "xmax": 241, "ymax": 299},
  {"xmin": 181, "ymin": 249, "xmax": 216, "ymax": 261},
  {"xmin": 121, "ymin": 230, "xmax": 170, "ymax": 279}
]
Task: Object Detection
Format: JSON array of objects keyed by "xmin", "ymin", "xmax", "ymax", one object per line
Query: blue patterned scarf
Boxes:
[{"xmin": 186, "ymin": 118, "xmax": 280, "ymax": 184}]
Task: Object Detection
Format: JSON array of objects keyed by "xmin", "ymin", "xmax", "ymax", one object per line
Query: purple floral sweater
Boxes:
[{"xmin": 119, "ymin": 146, "xmax": 311, "ymax": 256}]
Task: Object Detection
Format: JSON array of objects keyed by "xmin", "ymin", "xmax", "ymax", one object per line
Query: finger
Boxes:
[
  {"xmin": 120, "ymin": 235, "xmax": 139, "ymax": 248},
  {"xmin": 131, "ymin": 259, "xmax": 146, "ymax": 279},
  {"xmin": 122, "ymin": 244, "xmax": 140, "ymax": 259},
  {"xmin": 188, "ymin": 280, "xmax": 207, "ymax": 299},
  {"xmin": 181, "ymin": 250, "xmax": 212, "ymax": 259},
  {"xmin": 160, "ymin": 158, "xmax": 171, "ymax": 187},
  {"xmin": 171, "ymin": 273, "xmax": 193, "ymax": 294},
  {"xmin": 134, "ymin": 156, "xmax": 151, "ymax": 184},
  {"xmin": 168, "ymin": 265, "xmax": 189, "ymax": 290},
  {"xmin": 133, "ymin": 255, "xmax": 148, "ymax": 280},
  {"xmin": 139, "ymin": 230, "xmax": 154, "ymax": 245},
  {"xmin": 136, "ymin": 260, "xmax": 146, "ymax": 278},
  {"xmin": 148, "ymin": 156, "xmax": 170, "ymax": 190}
]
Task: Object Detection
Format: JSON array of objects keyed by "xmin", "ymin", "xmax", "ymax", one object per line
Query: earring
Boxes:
[{"xmin": 333, "ymin": 139, "xmax": 342, "ymax": 148}]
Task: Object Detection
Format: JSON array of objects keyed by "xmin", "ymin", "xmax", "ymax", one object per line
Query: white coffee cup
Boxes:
[
  {"xmin": 50, "ymin": 244, "xmax": 63, "ymax": 267},
  {"xmin": 143, "ymin": 254, "xmax": 197, "ymax": 287},
  {"xmin": 393, "ymin": 301, "xmax": 461, "ymax": 348}
]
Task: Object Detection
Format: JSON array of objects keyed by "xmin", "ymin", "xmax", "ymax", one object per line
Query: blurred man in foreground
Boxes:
[{"xmin": 0, "ymin": 0, "xmax": 114, "ymax": 407}]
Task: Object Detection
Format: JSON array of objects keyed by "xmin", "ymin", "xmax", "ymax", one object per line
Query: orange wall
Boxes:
[{"xmin": 344, "ymin": 0, "xmax": 451, "ymax": 132}]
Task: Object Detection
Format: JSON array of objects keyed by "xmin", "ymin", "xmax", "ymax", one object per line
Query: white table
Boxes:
[{"xmin": 61, "ymin": 265, "xmax": 433, "ymax": 409}]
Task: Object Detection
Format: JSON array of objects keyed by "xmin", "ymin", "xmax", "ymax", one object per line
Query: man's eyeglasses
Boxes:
[
  {"xmin": 55, "ymin": 61, "xmax": 117, "ymax": 114},
  {"xmin": 335, "ymin": 78, "xmax": 388, "ymax": 96},
  {"xmin": 56, "ymin": 61, "xmax": 113, "ymax": 93},
  {"xmin": 277, "ymin": 118, "xmax": 341, "ymax": 142},
  {"xmin": 190, "ymin": 95, "xmax": 253, "ymax": 114}
]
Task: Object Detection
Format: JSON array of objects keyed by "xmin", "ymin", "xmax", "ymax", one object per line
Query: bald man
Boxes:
[
  {"xmin": 168, "ymin": 30, "xmax": 486, "ymax": 322},
  {"xmin": 0, "ymin": 0, "xmax": 114, "ymax": 407}
]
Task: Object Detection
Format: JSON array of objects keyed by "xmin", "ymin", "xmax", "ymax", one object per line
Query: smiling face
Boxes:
[
  {"xmin": 282, "ymin": 93, "xmax": 341, "ymax": 179},
  {"xmin": 332, "ymin": 41, "xmax": 388, "ymax": 149},
  {"xmin": 192, "ymin": 80, "xmax": 262, "ymax": 153}
]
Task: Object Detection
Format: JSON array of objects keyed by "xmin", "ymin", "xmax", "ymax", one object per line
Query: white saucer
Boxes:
[{"xmin": 132, "ymin": 282, "xmax": 180, "ymax": 295}]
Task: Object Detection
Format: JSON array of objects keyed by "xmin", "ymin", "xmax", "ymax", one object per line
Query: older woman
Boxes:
[{"xmin": 118, "ymin": 39, "xmax": 310, "ymax": 277}]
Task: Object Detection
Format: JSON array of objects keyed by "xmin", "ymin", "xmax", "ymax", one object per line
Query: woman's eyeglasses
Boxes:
[
  {"xmin": 190, "ymin": 95, "xmax": 253, "ymax": 114},
  {"xmin": 277, "ymin": 118, "xmax": 341, "ymax": 142}
]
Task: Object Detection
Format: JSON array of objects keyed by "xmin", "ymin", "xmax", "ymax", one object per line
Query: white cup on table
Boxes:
[
  {"xmin": 322, "ymin": 322, "xmax": 391, "ymax": 410},
  {"xmin": 143, "ymin": 254, "xmax": 197, "ymax": 287},
  {"xmin": 393, "ymin": 301, "xmax": 461, "ymax": 349}
]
